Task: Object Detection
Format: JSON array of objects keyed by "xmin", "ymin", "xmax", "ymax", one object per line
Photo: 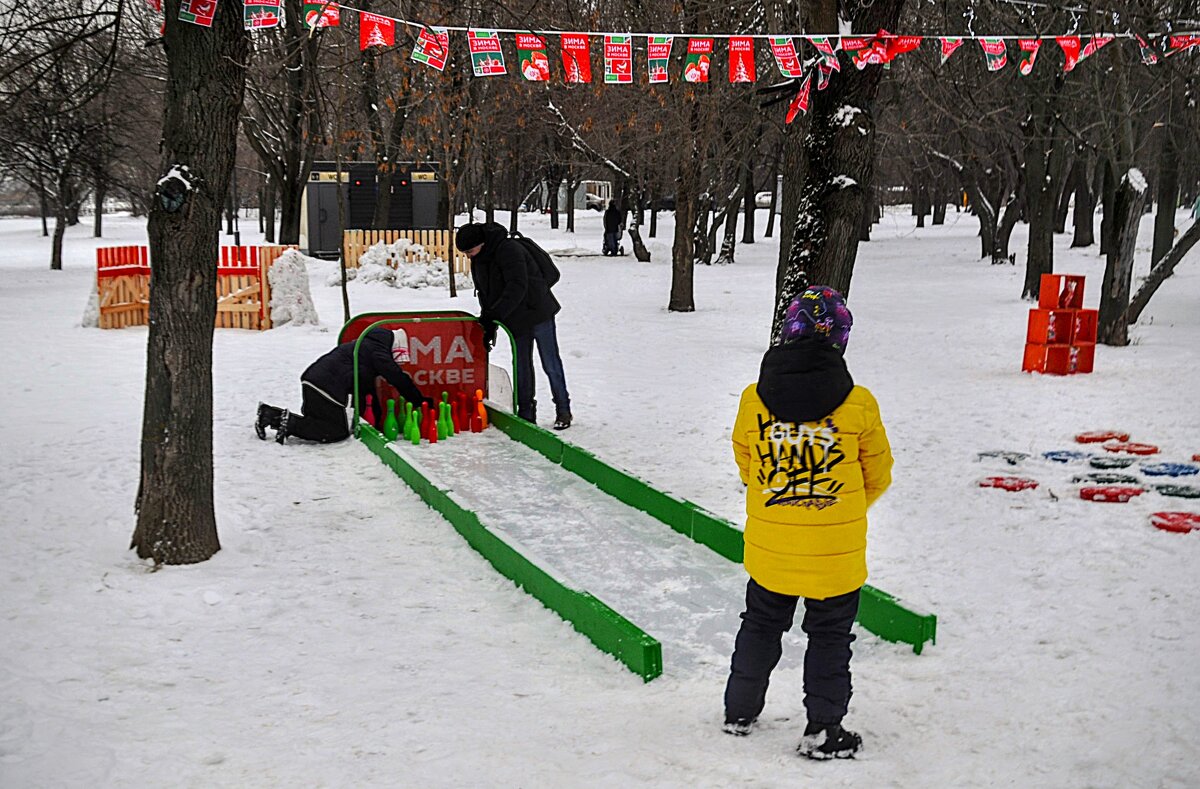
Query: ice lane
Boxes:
[{"xmin": 401, "ymin": 429, "xmax": 752, "ymax": 677}]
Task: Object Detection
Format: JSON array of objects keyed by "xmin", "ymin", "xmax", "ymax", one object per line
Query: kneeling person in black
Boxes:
[{"xmin": 256, "ymin": 328, "xmax": 430, "ymax": 444}]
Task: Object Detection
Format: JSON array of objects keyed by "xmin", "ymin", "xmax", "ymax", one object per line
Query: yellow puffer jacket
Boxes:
[{"xmin": 733, "ymin": 383, "xmax": 892, "ymax": 599}]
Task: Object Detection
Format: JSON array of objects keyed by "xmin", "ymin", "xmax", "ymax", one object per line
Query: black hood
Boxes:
[
  {"xmin": 475, "ymin": 222, "xmax": 512, "ymax": 263},
  {"xmin": 756, "ymin": 338, "xmax": 854, "ymax": 423}
]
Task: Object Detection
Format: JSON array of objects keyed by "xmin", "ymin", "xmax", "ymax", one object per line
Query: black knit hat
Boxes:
[{"xmin": 455, "ymin": 223, "xmax": 487, "ymax": 252}]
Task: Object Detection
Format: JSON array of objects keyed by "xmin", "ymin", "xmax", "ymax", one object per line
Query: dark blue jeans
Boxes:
[
  {"xmin": 514, "ymin": 318, "xmax": 571, "ymax": 423},
  {"xmin": 724, "ymin": 579, "xmax": 860, "ymax": 726}
]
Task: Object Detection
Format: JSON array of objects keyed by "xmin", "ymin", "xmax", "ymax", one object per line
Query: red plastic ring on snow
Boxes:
[
  {"xmin": 1150, "ymin": 512, "xmax": 1200, "ymax": 534},
  {"xmin": 1075, "ymin": 431, "xmax": 1130, "ymax": 444},
  {"xmin": 1079, "ymin": 485, "xmax": 1145, "ymax": 503},
  {"xmin": 979, "ymin": 476, "xmax": 1039, "ymax": 492},
  {"xmin": 1102, "ymin": 442, "xmax": 1159, "ymax": 455}
]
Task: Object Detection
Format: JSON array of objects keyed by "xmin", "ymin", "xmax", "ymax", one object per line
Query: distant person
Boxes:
[
  {"xmin": 723, "ymin": 286, "xmax": 893, "ymax": 760},
  {"xmin": 256, "ymin": 327, "xmax": 431, "ymax": 444},
  {"xmin": 455, "ymin": 222, "xmax": 573, "ymax": 430},
  {"xmin": 602, "ymin": 200, "xmax": 623, "ymax": 256}
]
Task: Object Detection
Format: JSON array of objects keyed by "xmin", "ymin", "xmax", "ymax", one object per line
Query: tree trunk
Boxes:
[
  {"xmin": 132, "ymin": 4, "xmax": 247, "ymax": 565},
  {"xmin": 50, "ymin": 203, "xmax": 66, "ymax": 271},
  {"xmin": 263, "ymin": 178, "xmax": 277, "ymax": 243},
  {"xmin": 38, "ymin": 179, "xmax": 50, "ymax": 237},
  {"xmin": 932, "ymin": 185, "xmax": 947, "ymax": 225},
  {"xmin": 774, "ymin": 124, "xmax": 808, "ymax": 295},
  {"xmin": 649, "ymin": 190, "xmax": 658, "ymax": 238},
  {"xmin": 914, "ymin": 181, "xmax": 928, "ymax": 228},
  {"xmin": 277, "ymin": 171, "xmax": 304, "ymax": 244},
  {"xmin": 1053, "ymin": 158, "xmax": 1074, "ymax": 234},
  {"xmin": 1152, "ymin": 106, "xmax": 1180, "ymax": 267},
  {"xmin": 1022, "ymin": 76, "xmax": 1066, "ymax": 300},
  {"xmin": 670, "ymin": 98, "xmax": 700, "ymax": 312},
  {"xmin": 93, "ymin": 172, "xmax": 105, "ymax": 237},
  {"xmin": 565, "ymin": 179, "xmax": 577, "ymax": 233},
  {"xmin": 741, "ymin": 154, "xmax": 756, "ymax": 244},
  {"xmin": 1121, "ymin": 218, "xmax": 1200, "ymax": 327},
  {"xmin": 1070, "ymin": 149, "xmax": 1095, "ymax": 248},
  {"xmin": 1099, "ymin": 159, "xmax": 1116, "ymax": 256},
  {"xmin": 548, "ymin": 174, "xmax": 561, "ymax": 230},
  {"xmin": 775, "ymin": 0, "xmax": 904, "ymax": 334},
  {"xmin": 1097, "ymin": 172, "xmax": 1147, "ymax": 347}
]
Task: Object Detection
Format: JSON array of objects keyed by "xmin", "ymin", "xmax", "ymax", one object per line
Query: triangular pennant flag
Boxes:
[
  {"xmin": 1017, "ymin": 39, "xmax": 1040, "ymax": 75},
  {"xmin": 769, "ymin": 37, "xmax": 804, "ymax": 79},
  {"xmin": 516, "ymin": 34, "xmax": 550, "ymax": 81},
  {"xmin": 684, "ymin": 38, "xmax": 713, "ymax": 82},
  {"xmin": 980, "ymin": 38, "xmax": 1008, "ymax": 71},
  {"xmin": 244, "ymin": 0, "xmax": 281, "ymax": 29},
  {"xmin": 647, "ymin": 35, "xmax": 673, "ymax": 83},
  {"xmin": 1135, "ymin": 35, "xmax": 1159, "ymax": 65},
  {"xmin": 303, "ymin": 1, "xmax": 339, "ymax": 29},
  {"xmin": 179, "ymin": 0, "xmax": 217, "ymax": 27},
  {"xmin": 411, "ymin": 26, "xmax": 449, "ymax": 71},
  {"xmin": 810, "ymin": 37, "xmax": 841, "ymax": 72},
  {"xmin": 1057, "ymin": 36, "xmax": 1081, "ymax": 71},
  {"xmin": 816, "ymin": 61, "xmax": 835, "ymax": 90},
  {"xmin": 359, "ymin": 12, "xmax": 395, "ymax": 50},
  {"xmin": 1165, "ymin": 35, "xmax": 1200, "ymax": 56},
  {"xmin": 560, "ymin": 34, "xmax": 591, "ymax": 82},
  {"xmin": 1079, "ymin": 36, "xmax": 1114, "ymax": 61},
  {"xmin": 940, "ymin": 37, "xmax": 964, "ymax": 65},
  {"xmin": 729, "ymin": 37, "xmax": 756, "ymax": 83},
  {"xmin": 604, "ymin": 35, "xmax": 633, "ymax": 83},
  {"xmin": 884, "ymin": 35, "xmax": 923, "ymax": 62},
  {"xmin": 842, "ymin": 35, "xmax": 888, "ymax": 69},
  {"xmin": 468, "ymin": 30, "xmax": 506, "ymax": 76},
  {"xmin": 785, "ymin": 73, "xmax": 813, "ymax": 124}
]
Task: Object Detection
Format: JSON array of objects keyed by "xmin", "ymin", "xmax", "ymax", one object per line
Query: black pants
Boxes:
[
  {"xmin": 724, "ymin": 578, "xmax": 860, "ymax": 726},
  {"xmin": 286, "ymin": 381, "xmax": 351, "ymax": 443}
]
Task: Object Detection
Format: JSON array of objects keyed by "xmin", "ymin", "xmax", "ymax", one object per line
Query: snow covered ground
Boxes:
[{"xmin": 1, "ymin": 205, "xmax": 1197, "ymax": 788}]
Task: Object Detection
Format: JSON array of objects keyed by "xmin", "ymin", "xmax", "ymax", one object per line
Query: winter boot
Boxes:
[
  {"xmin": 553, "ymin": 412, "xmax": 573, "ymax": 431},
  {"xmin": 256, "ymin": 403, "xmax": 282, "ymax": 440},
  {"xmin": 796, "ymin": 722, "xmax": 862, "ymax": 760},
  {"xmin": 274, "ymin": 410, "xmax": 291, "ymax": 445},
  {"xmin": 722, "ymin": 717, "xmax": 756, "ymax": 737}
]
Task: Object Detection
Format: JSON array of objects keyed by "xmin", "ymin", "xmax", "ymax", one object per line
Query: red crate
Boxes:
[
  {"xmin": 1072, "ymin": 310, "xmax": 1098, "ymax": 344},
  {"xmin": 1027, "ymin": 309, "xmax": 1075, "ymax": 344},
  {"xmin": 1023, "ymin": 343, "xmax": 1073, "ymax": 374},
  {"xmin": 1038, "ymin": 274, "xmax": 1086, "ymax": 309}
]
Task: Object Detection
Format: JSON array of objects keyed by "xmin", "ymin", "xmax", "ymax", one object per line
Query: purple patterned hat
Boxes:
[{"xmin": 780, "ymin": 286, "xmax": 853, "ymax": 351}]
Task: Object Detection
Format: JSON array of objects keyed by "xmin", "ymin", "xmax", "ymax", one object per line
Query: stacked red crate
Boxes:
[{"xmin": 1021, "ymin": 274, "xmax": 1097, "ymax": 375}]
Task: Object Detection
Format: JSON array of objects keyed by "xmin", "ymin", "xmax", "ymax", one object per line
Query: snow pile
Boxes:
[
  {"xmin": 329, "ymin": 240, "xmax": 471, "ymax": 291},
  {"xmin": 79, "ymin": 279, "xmax": 99, "ymax": 327},
  {"xmin": 268, "ymin": 249, "xmax": 319, "ymax": 326}
]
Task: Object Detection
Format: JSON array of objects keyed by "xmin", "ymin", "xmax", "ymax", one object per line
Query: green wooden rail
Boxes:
[
  {"xmin": 487, "ymin": 407, "xmax": 937, "ymax": 655},
  {"xmin": 358, "ymin": 423, "xmax": 663, "ymax": 681}
]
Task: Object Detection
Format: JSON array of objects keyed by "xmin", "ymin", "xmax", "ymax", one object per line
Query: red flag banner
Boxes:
[
  {"xmin": 1079, "ymin": 36, "xmax": 1114, "ymax": 61},
  {"xmin": 683, "ymin": 38, "xmax": 713, "ymax": 82},
  {"xmin": 411, "ymin": 26, "xmax": 449, "ymax": 70},
  {"xmin": 940, "ymin": 37, "xmax": 964, "ymax": 65},
  {"xmin": 729, "ymin": 37, "xmax": 755, "ymax": 83},
  {"xmin": 785, "ymin": 73, "xmax": 813, "ymax": 124},
  {"xmin": 516, "ymin": 34, "xmax": 550, "ymax": 81},
  {"xmin": 179, "ymin": 0, "xmax": 217, "ymax": 27},
  {"xmin": 560, "ymin": 34, "xmax": 591, "ymax": 82},
  {"xmin": 360, "ymin": 12, "xmax": 395, "ymax": 50},
  {"xmin": 1135, "ymin": 35, "xmax": 1159, "ymax": 64},
  {"xmin": 842, "ymin": 34, "xmax": 888, "ymax": 69},
  {"xmin": 244, "ymin": 0, "xmax": 281, "ymax": 29},
  {"xmin": 884, "ymin": 35, "xmax": 922, "ymax": 62},
  {"xmin": 303, "ymin": 1, "xmax": 339, "ymax": 29},
  {"xmin": 647, "ymin": 35, "xmax": 673, "ymax": 83},
  {"xmin": 1017, "ymin": 39, "xmax": 1041, "ymax": 75},
  {"xmin": 769, "ymin": 37, "xmax": 804, "ymax": 79},
  {"xmin": 468, "ymin": 30, "xmax": 507, "ymax": 76},
  {"xmin": 1057, "ymin": 36, "xmax": 1081, "ymax": 71},
  {"xmin": 604, "ymin": 35, "xmax": 633, "ymax": 83},
  {"xmin": 1165, "ymin": 35, "xmax": 1200, "ymax": 56},
  {"xmin": 811, "ymin": 36, "xmax": 840, "ymax": 72},
  {"xmin": 980, "ymin": 38, "xmax": 1007, "ymax": 71}
]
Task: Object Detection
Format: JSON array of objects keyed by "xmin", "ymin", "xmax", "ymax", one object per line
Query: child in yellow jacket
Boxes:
[{"xmin": 723, "ymin": 286, "xmax": 893, "ymax": 760}]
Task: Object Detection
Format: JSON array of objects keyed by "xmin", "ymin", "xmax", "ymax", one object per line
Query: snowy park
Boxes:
[{"xmin": 4, "ymin": 1, "xmax": 1200, "ymax": 786}]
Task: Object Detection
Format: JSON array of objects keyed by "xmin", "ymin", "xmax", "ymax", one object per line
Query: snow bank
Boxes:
[
  {"xmin": 79, "ymin": 279, "xmax": 99, "ymax": 328},
  {"xmin": 329, "ymin": 240, "xmax": 471, "ymax": 291},
  {"xmin": 268, "ymin": 249, "xmax": 319, "ymax": 326}
]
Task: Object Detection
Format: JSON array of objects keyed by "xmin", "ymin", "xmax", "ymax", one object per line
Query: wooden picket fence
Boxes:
[
  {"xmin": 342, "ymin": 229, "xmax": 470, "ymax": 274},
  {"xmin": 96, "ymin": 245, "xmax": 296, "ymax": 330}
]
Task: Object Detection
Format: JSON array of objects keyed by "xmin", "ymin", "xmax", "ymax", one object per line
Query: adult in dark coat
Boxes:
[
  {"xmin": 256, "ymin": 327, "xmax": 430, "ymax": 444},
  {"xmin": 602, "ymin": 200, "xmax": 623, "ymax": 256},
  {"xmin": 455, "ymin": 221, "xmax": 573, "ymax": 429}
]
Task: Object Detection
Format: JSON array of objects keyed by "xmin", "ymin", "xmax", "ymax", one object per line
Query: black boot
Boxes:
[
  {"xmin": 256, "ymin": 403, "xmax": 283, "ymax": 440},
  {"xmin": 274, "ymin": 410, "xmax": 291, "ymax": 445},
  {"xmin": 796, "ymin": 722, "xmax": 862, "ymax": 760},
  {"xmin": 553, "ymin": 412, "xmax": 572, "ymax": 431}
]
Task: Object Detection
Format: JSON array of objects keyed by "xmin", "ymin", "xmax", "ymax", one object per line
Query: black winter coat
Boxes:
[
  {"xmin": 470, "ymin": 222, "xmax": 560, "ymax": 335},
  {"xmin": 302, "ymin": 328, "xmax": 427, "ymax": 408},
  {"xmin": 603, "ymin": 206, "xmax": 623, "ymax": 233}
]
